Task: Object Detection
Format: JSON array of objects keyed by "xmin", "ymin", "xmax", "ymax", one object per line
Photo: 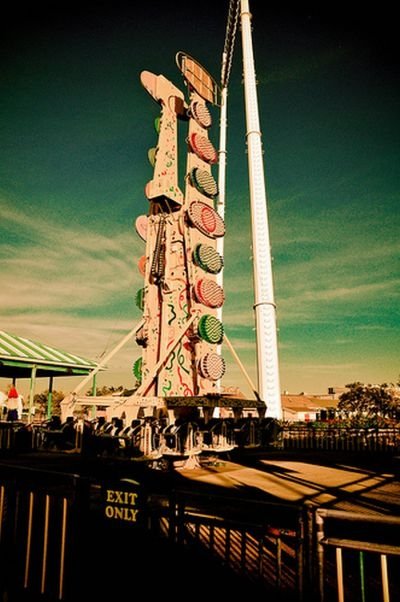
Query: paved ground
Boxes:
[
  {"xmin": 1, "ymin": 449, "xmax": 399, "ymax": 515},
  {"xmin": 177, "ymin": 450, "xmax": 400, "ymax": 515}
]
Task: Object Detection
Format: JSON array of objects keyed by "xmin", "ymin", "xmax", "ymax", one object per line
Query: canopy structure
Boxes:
[{"xmin": 0, "ymin": 330, "xmax": 99, "ymax": 419}]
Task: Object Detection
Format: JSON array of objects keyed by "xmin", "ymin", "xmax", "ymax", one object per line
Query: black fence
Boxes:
[
  {"xmin": 283, "ymin": 427, "xmax": 400, "ymax": 454},
  {"xmin": 0, "ymin": 421, "xmax": 36, "ymax": 453},
  {"xmin": 2, "ymin": 420, "xmax": 400, "ymax": 458},
  {"xmin": 313, "ymin": 508, "xmax": 400, "ymax": 602},
  {"xmin": 0, "ymin": 461, "xmax": 399, "ymax": 601},
  {"xmin": 0, "ymin": 464, "xmax": 88, "ymax": 601}
]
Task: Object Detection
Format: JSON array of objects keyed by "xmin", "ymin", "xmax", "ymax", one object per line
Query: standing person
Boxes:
[
  {"xmin": 0, "ymin": 389, "xmax": 7, "ymax": 419},
  {"xmin": 6, "ymin": 384, "xmax": 22, "ymax": 421}
]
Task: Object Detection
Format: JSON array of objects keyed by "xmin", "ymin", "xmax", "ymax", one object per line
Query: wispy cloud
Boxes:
[
  {"xmin": 224, "ymin": 246, "xmax": 398, "ymax": 326},
  {"xmin": 0, "ymin": 199, "xmax": 143, "ymax": 313},
  {"xmin": 1, "ymin": 188, "xmax": 398, "ymax": 396},
  {"xmin": 0, "ymin": 197, "xmax": 147, "ymax": 392}
]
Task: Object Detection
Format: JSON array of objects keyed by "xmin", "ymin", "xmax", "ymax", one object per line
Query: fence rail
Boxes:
[
  {"xmin": 0, "ymin": 464, "xmax": 88, "ymax": 601},
  {"xmin": 148, "ymin": 489, "xmax": 305, "ymax": 599},
  {"xmin": 0, "ymin": 462, "xmax": 399, "ymax": 601},
  {"xmin": 314, "ymin": 508, "xmax": 400, "ymax": 602},
  {"xmin": 1, "ymin": 420, "xmax": 400, "ymax": 456},
  {"xmin": 283, "ymin": 427, "xmax": 400, "ymax": 453}
]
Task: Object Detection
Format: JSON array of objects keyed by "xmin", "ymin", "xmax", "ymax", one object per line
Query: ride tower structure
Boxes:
[
  {"xmin": 134, "ymin": 56, "xmax": 228, "ymax": 414},
  {"xmin": 132, "ymin": 0, "xmax": 282, "ymax": 421},
  {"xmin": 62, "ymin": 0, "xmax": 282, "ymax": 460}
]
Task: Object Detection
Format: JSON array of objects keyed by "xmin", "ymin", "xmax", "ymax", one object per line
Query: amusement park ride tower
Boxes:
[
  {"xmin": 63, "ymin": 0, "xmax": 282, "ymax": 453},
  {"xmin": 134, "ymin": 55, "xmax": 227, "ymax": 404}
]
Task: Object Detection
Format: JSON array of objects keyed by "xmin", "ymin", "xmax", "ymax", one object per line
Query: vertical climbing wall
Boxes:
[{"xmin": 133, "ymin": 54, "xmax": 226, "ymax": 400}]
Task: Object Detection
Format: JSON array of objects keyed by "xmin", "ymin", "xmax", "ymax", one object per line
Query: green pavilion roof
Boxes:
[{"xmin": 0, "ymin": 330, "xmax": 98, "ymax": 379}]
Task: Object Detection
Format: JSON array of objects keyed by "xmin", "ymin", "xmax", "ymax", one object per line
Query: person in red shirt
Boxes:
[{"xmin": 6, "ymin": 385, "xmax": 22, "ymax": 421}]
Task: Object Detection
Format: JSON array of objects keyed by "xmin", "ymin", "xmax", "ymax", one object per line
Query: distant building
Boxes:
[
  {"xmin": 221, "ymin": 386, "xmax": 343, "ymax": 422},
  {"xmin": 280, "ymin": 393, "xmax": 338, "ymax": 422}
]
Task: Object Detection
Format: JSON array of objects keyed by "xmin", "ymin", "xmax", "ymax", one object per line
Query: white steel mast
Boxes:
[{"xmin": 240, "ymin": 0, "xmax": 282, "ymax": 418}]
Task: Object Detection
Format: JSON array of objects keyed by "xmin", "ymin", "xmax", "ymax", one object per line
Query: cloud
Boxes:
[
  {"xmin": 0, "ymin": 199, "xmax": 143, "ymax": 313},
  {"xmin": 0, "ymin": 196, "xmax": 148, "ymax": 395},
  {"xmin": 355, "ymin": 324, "xmax": 393, "ymax": 331},
  {"xmin": 207, "ymin": 196, "xmax": 399, "ymax": 339},
  {"xmin": 218, "ymin": 184, "xmax": 399, "ymax": 326},
  {"xmin": 2, "ymin": 184, "xmax": 398, "ymax": 397},
  {"xmin": 288, "ymin": 362, "xmax": 363, "ymax": 372},
  {"xmin": 298, "ymin": 279, "xmax": 399, "ymax": 303}
]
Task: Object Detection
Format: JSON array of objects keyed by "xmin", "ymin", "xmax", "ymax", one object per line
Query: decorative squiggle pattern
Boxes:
[
  {"xmin": 182, "ymin": 303, "xmax": 190, "ymax": 320},
  {"xmin": 167, "ymin": 303, "xmax": 176, "ymax": 325},
  {"xmin": 165, "ymin": 349, "xmax": 176, "ymax": 371},
  {"xmin": 177, "ymin": 340, "xmax": 190, "ymax": 375},
  {"xmin": 162, "ymin": 380, "xmax": 172, "ymax": 396},
  {"xmin": 178, "ymin": 367, "xmax": 194, "ymax": 396}
]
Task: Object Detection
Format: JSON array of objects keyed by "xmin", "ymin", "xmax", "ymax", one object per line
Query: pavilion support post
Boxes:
[
  {"xmin": 91, "ymin": 374, "xmax": 97, "ymax": 418},
  {"xmin": 46, "ymin": 376, "xmax": 54, "ymax": 420},
  {"xmin": 91, "ymin": 373, "xmax": 97, "ymax": 397},
  {"xmin": 28, "ymin": 365, "xmax": 37, "ymax": 424}
]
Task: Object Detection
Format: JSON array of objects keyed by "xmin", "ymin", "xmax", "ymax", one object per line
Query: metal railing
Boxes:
[
  {"xmin": 314, "ymin": 508, "xmax": 400, "ymax": 602},
  {"xmin": 0, "ymin": 464, "xmax": 89, "ymax": 601},
  {"xmin": 149, "ymin": 489, "xmax": 305, "ymax": 599},
  {"xmin": 147, "ymin": 492, "xmax": 400, "ymax": 601},
  {"xmin": 3, "ymin": 419, "xmax": 400, "ymax": 457},
  {"xmin": 283, "ymin": 427, "xmax": 400, "ymax": 453},
  {"xmin": 0, "ymin": 461, "xmax": 399, "ymax": 601},
  {"xmin": 0, "ymin": 422, "xmax": 37, "ymax": 453}
]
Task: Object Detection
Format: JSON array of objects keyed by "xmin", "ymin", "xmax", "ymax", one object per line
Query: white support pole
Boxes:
[
  {"xmin": 216, "ymin": 83, "xmax": 228, "ymax": 304},
  {"xmin": 223, "ymin": 332, "xmax": 258, "ymax": 399},
  {"xmin": 218, "ymin": 0, "xmax": 239, "ymax": 299},
  {"xmin": 72, "ymin": 320, "xmax": 145, "ymax": 396},
  {"xmin": 216, "ymin": 84, "xmax": 228, "ymax": 394},
  {"xmin": 240, "ymin": 0, "xmax": 282, "ymax": 418},
  {"xmin": 217, "ymin": 2, "xmax": 239, "ymax": 394}
]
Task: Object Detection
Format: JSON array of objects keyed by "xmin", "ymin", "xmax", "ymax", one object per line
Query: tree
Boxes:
[
  {"xmin": 338, "ymin": 381, "xmax": 398, "ymax": 425},
  {"xmin": 388, "ymin": 379, "xmax": 400, "ymax": 420},
  {"xmin": 85, "ymin": 385, "xmax": 125, "ymax": 396},
  {"xmin": 33, "ymin": 390, "xmax": 65, "ymax": 419},
  {"xmin": 85, "ymin": 384, "xmax": 138, "ymax": 396}
]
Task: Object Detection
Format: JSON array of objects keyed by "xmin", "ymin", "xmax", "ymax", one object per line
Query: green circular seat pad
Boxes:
[
  {"xmin": 190, "ymin": 167, "xmax": 218, "ymax": 198},
  {"xmin": 135, "ymin": 288, "xmax": 145, "ymax": 310},
  {"xmin": 198, "ymin": 314, "xmax": 224, "ymax": 344},
  {"xmin": 193, "ymin": 243, "xmax": 223, "ymax": 274},
  {"xmin": 133, "ymin": 357, "xmax": 143, "ymax": 382}
]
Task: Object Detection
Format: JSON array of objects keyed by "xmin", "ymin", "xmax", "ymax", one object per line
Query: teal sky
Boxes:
[{"xmin": 1, "ymin": 2, "xmax": 399, "ymax": 397}]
